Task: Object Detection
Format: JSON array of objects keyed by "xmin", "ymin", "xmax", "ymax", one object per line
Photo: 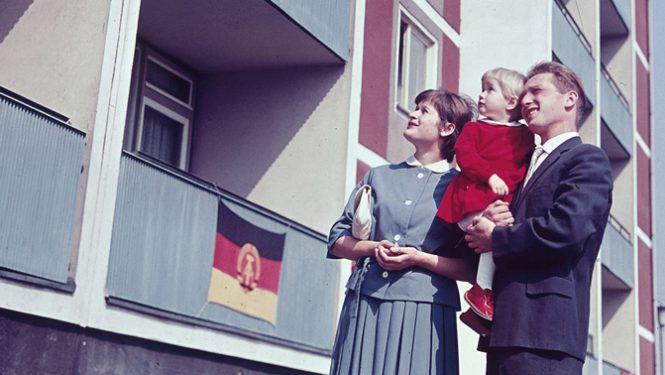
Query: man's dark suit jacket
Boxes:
[{"xmin": 489, "ymin": 136, "xmax": 613, "ymax": 361}]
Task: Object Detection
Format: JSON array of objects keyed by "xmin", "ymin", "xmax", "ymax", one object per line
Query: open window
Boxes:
[{"xmin": 396, "ymin": 9, "xmax": 437, "ymax": 112}]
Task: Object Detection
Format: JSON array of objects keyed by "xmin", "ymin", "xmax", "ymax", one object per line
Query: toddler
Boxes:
[{"xmin": 436, "ymin": 68, "xmax": 534, "ymax": 323}]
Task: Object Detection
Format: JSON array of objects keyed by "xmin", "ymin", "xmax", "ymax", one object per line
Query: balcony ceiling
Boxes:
[{"xmin": 137, "ymin": 0, "xmax": 343, "ymax": 73}]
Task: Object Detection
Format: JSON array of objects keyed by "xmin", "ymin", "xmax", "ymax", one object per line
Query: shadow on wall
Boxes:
[
  {"xmin": 0, "ymin": 0, "xmax": 33, "ymax": 44},
  {"xmin": 190, "ymin": 64, "xmax": 345, "ymax": 197}
]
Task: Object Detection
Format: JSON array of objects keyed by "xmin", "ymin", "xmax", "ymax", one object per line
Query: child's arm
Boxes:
[{"xmin": 455, "ymin": 123, "xmax": 499, "ymax": 185}]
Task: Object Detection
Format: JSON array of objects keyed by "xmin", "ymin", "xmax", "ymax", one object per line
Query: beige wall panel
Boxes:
[{"xmin": 0, "ymin": 0, "xmax": 110, "ymax": 132}]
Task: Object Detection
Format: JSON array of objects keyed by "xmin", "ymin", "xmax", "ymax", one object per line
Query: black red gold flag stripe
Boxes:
[{"xmin": 208, "ymin": 201, "xmax": 286, "ymax": 325}]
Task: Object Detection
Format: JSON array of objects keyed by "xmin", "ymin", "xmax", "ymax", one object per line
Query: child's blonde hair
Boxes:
[
  {"xmin": 482, "ymin": 68, "xmax": 526, "ymax": 101},
  {"xmin": 482, "ymin": 68, "xmax": 525, "ymax": 121}
]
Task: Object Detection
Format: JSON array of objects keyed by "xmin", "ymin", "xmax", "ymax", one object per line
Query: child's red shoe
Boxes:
[
  {"xmin": 464, "ymin": 283, "xmax": 494, "ymax": 321},
  {"xmin": 460, "ymin": 308, "xmax": 491, "ymax": 337}
]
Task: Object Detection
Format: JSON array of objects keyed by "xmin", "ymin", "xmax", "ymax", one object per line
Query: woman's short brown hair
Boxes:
[{"xmin": 415, "ymin": 89, "xmax": 477, "ymax": 162}]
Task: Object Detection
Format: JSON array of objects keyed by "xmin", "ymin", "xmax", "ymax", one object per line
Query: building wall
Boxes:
[
  {"xmin": 191, "ymin": 65, "xmax": 350, "ymax": 234},
  {"xmin": 0, "ymin": 1, "xmax": 109, "ymax": 132}
]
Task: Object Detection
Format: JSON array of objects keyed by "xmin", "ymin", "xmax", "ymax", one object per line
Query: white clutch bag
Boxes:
[{"xmin": 352, "ymin": 185, "xmax": 373, "ymax": 240}]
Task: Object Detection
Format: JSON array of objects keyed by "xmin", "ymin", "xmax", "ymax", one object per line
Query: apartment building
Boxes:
[{"xmin": 0, "ymin": 0, "xmax": 657, "ymax": 374}]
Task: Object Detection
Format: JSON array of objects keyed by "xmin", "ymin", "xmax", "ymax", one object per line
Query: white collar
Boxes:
[
  {"xmin": 539, "ymin": 132, "xmax": 579, "ymax": 154},
  {"xmin": 479, "ymin": 117, "xmax": 525, "ymax": 127},
  {"xmin": 405, "ymin": 155, "xmax": 451, "ymax": 173}
]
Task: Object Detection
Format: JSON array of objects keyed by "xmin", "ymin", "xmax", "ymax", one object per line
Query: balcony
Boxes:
[
  {"xmin": 601, "ymin": 216, "xmax": 633, "ymax": 290},
  {"xmin": 106, "ymin": 153, "xmax": 339, "ymax": 353},
  {"xmin": 0, "ymin": 88, "xmax": 84, "ymax": 291},
  {"xmin": 600, "ymin": 66, "xmax": 633, "ymax": 157},
  {"xmin": 600, "ymin": 0, "xmax": 631, "ymax": 37},
  {"xmin": 268, "ymin": 0, "xmax": 351, "ymax": 61},
  {"xmin": 583, "ymin": 355, "xmax": 598, "ymax": 375},
  {"xmin": 552, "ymin": 0, "xmax": 596, "ymax": 107}
]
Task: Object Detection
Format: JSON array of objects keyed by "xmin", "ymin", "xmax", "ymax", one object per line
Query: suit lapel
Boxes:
[{"xmin": 513, "ymin": 137, "xmax": 581, "ymax": 211}]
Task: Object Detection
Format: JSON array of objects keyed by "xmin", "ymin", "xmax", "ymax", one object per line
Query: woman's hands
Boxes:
[{"xmin": 374, "ymin": 241, "xmax": 423, "ymax": 271}]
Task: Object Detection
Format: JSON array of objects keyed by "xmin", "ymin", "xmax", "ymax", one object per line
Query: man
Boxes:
[{"xmin": 465, "ymin": 61, "xmax": 613, "ymax": 374}]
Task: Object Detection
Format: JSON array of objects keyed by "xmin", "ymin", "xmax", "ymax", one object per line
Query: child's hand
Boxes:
[{"xmin": 488, "ymin": 174, "xmax": 509, "ymax": 196}]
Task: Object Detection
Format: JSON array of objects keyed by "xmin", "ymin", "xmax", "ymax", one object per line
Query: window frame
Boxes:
[
  {"xmin": 395, "ymin": 7, "xmax": 439, "ymax": 115},
  {"xmin": 126, "ymin": 43, "xmax": 196, "ymax": 171}
]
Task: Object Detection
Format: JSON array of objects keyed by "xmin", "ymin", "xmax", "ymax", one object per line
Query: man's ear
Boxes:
[
  {"xmin": 564, "ymin": 90, "xmax": 579, "ymax": 110},
  {"xmin": 440, "ymin": 122, "xmax": 456, "ymax": 137}
]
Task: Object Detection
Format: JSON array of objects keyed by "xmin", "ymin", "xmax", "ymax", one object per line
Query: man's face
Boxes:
[{"xmin": 521, "ymin": 73, "xmax": 568, "ymax": 130}]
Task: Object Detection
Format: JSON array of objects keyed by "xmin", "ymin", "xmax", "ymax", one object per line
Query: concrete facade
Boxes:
[{"xmin": 0, "ymin": 0, "xmax": 659, "ymax": 374}]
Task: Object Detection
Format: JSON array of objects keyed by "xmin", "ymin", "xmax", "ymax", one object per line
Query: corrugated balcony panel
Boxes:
[
  {"xmin": 107, "ymin": 154, "xmax": 337, "ymax": 353},
  {"xmin": 198, "ymin": 198, "xmax": 338, "ymax": 351},
  {"xmin": 552, "ymin": 1, "xmax": 597, "ymax": 107},
  {"xmin": 0, "ymin": 95, "xmax": 84, "ymax": 284},
  {"xmin": 583, "ymin": 356, "xmax": 598, "ymax": 375},
  {"xmin": 601, "ymin": 221, "xmax": 633, "ymax": 289},
  {"xmin": 600, "ymin": 73, "xmax": 633, "ymax": 155},
  {"xmin": 269, "ymin": 0, "xmax": 350, "ymax": 61},
  {"xmin": 602, "ymin": 361, "xmax": 623, "ymax": 375},
  {"xmin": 107, "ymin": 156, "xmax": 218, "ymax": 316}
]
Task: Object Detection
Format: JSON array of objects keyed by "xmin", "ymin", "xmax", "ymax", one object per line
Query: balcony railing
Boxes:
[
  {"xmin": 0, "ymin": 87, "xmax": 84, "ymax": 291},
  {"xmin": 268, "ymin": 0, "xmax": 351, "ymax": 61},
  {"xmin": 601, "ymin": 215, "xmax": 633, "ymax": 289},
  {"xmin": 106, "ymin": 153, "xmax": 339, "ymax": 353},
  {"xmin": 600, "ymin": 65, "xmax": 633, "ymax": 156},
  {"xmin": 552, "ymin": 0, "xmax": 597, "ymax": 107}
]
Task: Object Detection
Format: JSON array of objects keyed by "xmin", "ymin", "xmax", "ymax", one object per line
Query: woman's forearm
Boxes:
[
  {"xmin": 331, "ymin": 236, "xmax": 379, "ymax": 261},
  {"xmin": 415, "ymin": 251, "xmax": 476, "ymax": 282}
]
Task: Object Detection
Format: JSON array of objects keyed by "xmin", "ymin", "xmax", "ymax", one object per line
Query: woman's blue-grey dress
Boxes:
[{"xmin": 327, "ymin": 157, "xmax": 464, "ymax": 375}]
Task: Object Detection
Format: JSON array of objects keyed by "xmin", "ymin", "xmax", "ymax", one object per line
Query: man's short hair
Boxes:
[
  {"xmin": 526, "ymin": 61, "xmax": 588, "ymax": 126},
  {"xmin": 482, "ymin": 68, "xmax": 526, "ymax": 100}
]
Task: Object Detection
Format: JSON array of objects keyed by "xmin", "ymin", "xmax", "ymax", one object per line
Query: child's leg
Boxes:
[
  {"xmin": 476, "ymin": 252, "xmax": 495, "ymax": 290},
  {"xmin": 457, "ymin": 210, "xmax": 482, "ymax": 232}
]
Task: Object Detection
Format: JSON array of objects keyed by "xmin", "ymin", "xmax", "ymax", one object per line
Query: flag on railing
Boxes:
[{"xmin": 207, "ymin": 200, "xmax": 286, "ymax": 325}]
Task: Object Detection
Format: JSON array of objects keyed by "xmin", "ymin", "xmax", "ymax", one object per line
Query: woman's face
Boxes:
[{"xmin": 403, "ymin": 100, "xmax": 446, "ymax": 146}]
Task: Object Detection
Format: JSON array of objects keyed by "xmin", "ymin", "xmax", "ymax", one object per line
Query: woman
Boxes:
[{"xmin": 327, "ymin": 89, "xmax": 478, "ymax": 375}]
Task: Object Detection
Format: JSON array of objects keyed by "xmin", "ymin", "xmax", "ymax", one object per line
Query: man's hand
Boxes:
[
  {"xmin": 488, "ymin": 174, "xmax": 509, "ymax": 196},
  {"xmin": 465, "ymin": 216, "xmax": 496, "ymax": 253},
  {"xmin": 483, "ymin": 200, "xmax": 514, "ymax": 227}
]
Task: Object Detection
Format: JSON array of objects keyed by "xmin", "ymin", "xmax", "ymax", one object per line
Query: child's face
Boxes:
[{"xmin": 478, "ymin": 78, "xmax": 512, "ymax": 122}]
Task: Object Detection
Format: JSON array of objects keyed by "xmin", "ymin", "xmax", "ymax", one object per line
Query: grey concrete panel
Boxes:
[{"xmin": 0, "ymin": 93, "xmax": 84, "ymax": 284}]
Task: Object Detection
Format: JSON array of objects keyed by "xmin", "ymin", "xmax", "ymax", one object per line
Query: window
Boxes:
[
  {"xmin": 396, "ymin": 10, "xmax": 437, "ymax": 111},
  {"xmin": 126, "ymin": 44, "xmax": 196, "ymax": 170}
]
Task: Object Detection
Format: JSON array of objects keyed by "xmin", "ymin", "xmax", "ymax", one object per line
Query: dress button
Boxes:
[
  {"xmin": 417, "ymin": 173, "xmax": 424, "ymax": 179},
  {"xmin": 382, "ymin": 271, "xmax": 389, "ymax": 278},
  {"xmin": 393, "ymin": 234, "xmax": 401, "ymax": 241},
  {"xmin": 405, "ymin": 200, "xmax": 412, "ymax": 206}
]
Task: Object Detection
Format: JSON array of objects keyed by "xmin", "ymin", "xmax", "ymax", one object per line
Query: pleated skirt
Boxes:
[{"xmin": 329, "ymin": 290, "xmax": 459, "ymax": 375}]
